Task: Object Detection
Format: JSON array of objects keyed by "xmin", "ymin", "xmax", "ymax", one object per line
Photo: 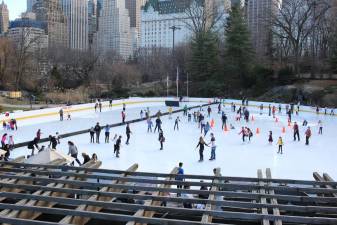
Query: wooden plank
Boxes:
[
  {"xmin": 1, "ymin": 160, "xmax": 101, "ymax": 221},
  {"xmin": 257, "ymin": 169, "xmax": 270, "ymax": 225},
  {"xmin": 59, "ymin": 163, "xmax": 138, "ymax": 225},
  {"xmin": 2, "ymin": 161, "xmax": 337, "ymax": 187},
  {"xmin": 266, "ymin": 168, "xmax": 282, "ymax": 225},
  {"xmin": 126, "ymin": 167, "xmax": 178, "ymax": 225},
  {"xmin": 201, "ymin": 168, "xmax": 221, "ymax": 223},
  {"xmin": 0, "ymin": 158, "xmax": 67, "ymax": 202}
]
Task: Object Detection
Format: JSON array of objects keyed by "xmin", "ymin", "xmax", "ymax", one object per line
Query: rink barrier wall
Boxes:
[{"xmin": 12, "ymin": 102, "xmax": 216, "ymax": 149}]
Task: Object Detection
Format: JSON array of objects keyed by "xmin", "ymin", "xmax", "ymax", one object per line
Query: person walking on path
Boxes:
[
  {"xmin": 105, "ymin": 125, "xmax": 110, "ymax": 143},
  {"xmin": 94, "ymin": 123, "xmax": 101, "ymax": 144},
  {"xmin": 89, "ymin": 127, "xmax": 95, "ymax": 143},
  {"xmin": 293, "ymin": 122, "xmax": 300, "ymax": 141},
  {"xmin": 208, "ymin": 133, "xmax": 216, "ymax": 160},
  {"xmin": 318, "ymin": 120, "xmax": 323, "ymax": 135},
  {"xmin": 305, "ymin": 127, "xmax": 312, "ymax": 145},
  {"xmin": 158, "ymin": 129, "xmax": 165, "ymax": 150},
  {"xmin": 277, "ymin": 137, "xmax": 283, "ymax": 154},
  {"xmin": 147, "ymin": 118, "xmax": 153, "ymax": 133},
  {"xmin": 196, "ymin": 136, "xmax": 208, "ymax": 162},
  {"xmin": 176, "ymin": 162, "xmax": 184, "ymax": 197},
  {"xmin": 125, "ymin": 123, "xmax": 132, "ymax": 145},
  {"xmin": 174, "ymin": 116, "xmax": 180, "ymax": 131},
  {"xmin": 68, "ymin": 141, "xmax": 81, "ymax": 166}
]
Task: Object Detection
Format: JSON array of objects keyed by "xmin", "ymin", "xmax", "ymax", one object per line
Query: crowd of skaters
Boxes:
[{"xmin": 0, "ymin": 97, "xmax": 335, "ymax": 164}]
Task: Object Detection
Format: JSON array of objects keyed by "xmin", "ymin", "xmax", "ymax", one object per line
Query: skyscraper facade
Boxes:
[
  {"xmin": 33, "ymin": 0, "xmax": 68, "ymax": 48},
  {"xmin": 245, "ymin": 0, "xmax": 280, "ymax": 61},
  {"xmin": 61, "ymin": 0, "xmax": 89, "ymax": 50},
  {"xmin": 125, "ymin": 0, "xmax": 141, "ymax": 51},
  {"xmin": 0, "ymin": 1, "xmax": 9, "ymax": 34},
  {"xmin": 88, "ymin": 0, "xmax": 98, "ymax": 48},
  {"xmin": 27, "ymin": 0, "xmax": 38, "ymax": 12},
  {"xmin": 96, "ymin": 0, "xmax": 132, "ymax": 58}
]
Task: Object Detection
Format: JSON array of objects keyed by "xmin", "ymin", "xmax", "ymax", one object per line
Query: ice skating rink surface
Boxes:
[{"xmin": 6, "ymin": 97, "xmax": 337, "ymax": 180}]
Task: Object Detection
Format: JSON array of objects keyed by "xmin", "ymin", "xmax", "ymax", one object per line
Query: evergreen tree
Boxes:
[
  {"xmin": 188, "ymin": 31, "xmax": 220, "ymax": 82},
  {"xmin": 224, "ymin": 6, "xmax": 254, "ymax": 88}
]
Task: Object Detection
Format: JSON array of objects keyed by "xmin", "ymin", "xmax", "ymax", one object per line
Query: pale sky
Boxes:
[{"xmin": 4, "ymin": 0, "xmax": 26, "ymax": 21}]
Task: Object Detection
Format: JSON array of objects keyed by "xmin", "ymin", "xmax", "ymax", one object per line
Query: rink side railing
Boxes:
[{"xmin": 12, "ymin": 101, "xmax": 217, "ymax": 149}]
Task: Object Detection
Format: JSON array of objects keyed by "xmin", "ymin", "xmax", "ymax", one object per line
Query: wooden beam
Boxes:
[
  {"xmin": 59, "ymin": 163, "xmax": 138, "ymax": 225},
  {"xmin": 201, "ymin": 167, "xmax": 221, "ymax": 223},
  {"xmin": 266, "ymin": 168, "xmax": 282, "ymax": 225},
  {"xmin": 127, "ymin": 167, "xmax": 178, "ymax": 225},
  {"xmin": 2, "ymin": 161, "xmax": 337, "ymax": 187},
  {"xmin": 1, "ymin": 160, "xmax": 101, "ymax": 222},
  {"xmin": 257, "ymin": 169, "xmax": 270, "ymax": 225},
  {"xmin": 0, "ymin": 158, "xmax": 67, "ymax": 202}
]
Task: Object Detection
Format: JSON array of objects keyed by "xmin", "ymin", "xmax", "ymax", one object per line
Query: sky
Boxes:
[{"xmin": 4, "ymin": 0, "xmax": 26, "ymax": 20}]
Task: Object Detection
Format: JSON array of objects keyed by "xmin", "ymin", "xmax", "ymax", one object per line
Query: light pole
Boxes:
[{"xmin": 169, "ymin": 25, "xmax": 181, "ymax": 98}]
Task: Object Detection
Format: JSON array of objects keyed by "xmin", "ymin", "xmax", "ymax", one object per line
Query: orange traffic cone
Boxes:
[
  {"xmin": 282, "ymin": 127, "xmax": 286, "ymax": 133},
  {"xmin": 256, "ymin": 128, "xmax": 260, "ymax": 134},
  {"xmin": 251, "ymin": 115, "xmax": 255, "ymax": 121},
  {"xmin": 211, "ymin": 119, "xmax": 215, "ymax": 128}
]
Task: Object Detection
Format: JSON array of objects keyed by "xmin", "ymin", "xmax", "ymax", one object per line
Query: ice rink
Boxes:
[{"xmin": 5, "ymin": 97, "xmax": 337, "ymax": 180}]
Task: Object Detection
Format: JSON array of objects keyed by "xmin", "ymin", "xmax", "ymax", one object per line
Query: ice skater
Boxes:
[
  {"xmin": 147, "ymin": 118, "xmax": 153, "ymax": 133},
  {"xmin": 89, "ymin": 127, "xmax": 95, "ymax": 143},
  {"xmin": 27, "ymin": 137, "xmax": 39, "ymax": 156},
  {"xmin": 318, "ymin": 120, "xmax": 323, "ymax": 135},
  {"xmin": 238, "ymin": 127, "xmax": 247, "ymax": 142},
  {"xmin": 208, "ymin": 133, "xmax": 216, "ymax": 160},
  {"xmin": 176, "ymin": 162, "xmax": 184, "ymax": 197},
  {"xmin": 68, "ymin": 141, "xmax": 81, "ymax": 166},
  {"xmin": 293, "ymin": 122, "xmax": 300, "ymax": 141},
  {"xmin": 221, "ymin": 112, "xmax": 227, "ymax": 129},
  {"xmin": 305, "ymin": 127, "xmax": 312, "ymax": 145},
  {"xmin": 158, "ymin": 129, "xmax": 165, "ymax": 150},
  {"xmin": 259, "ymin": 104, "xmax": 263, "ymax": 115},
  {"xmin": 48, "ymin": 135, "xmax": 58, "ymax": 149},
  {"xmin": 115, "ymin": 136, "xmax": 122, "ymax": 158},
  {"xmin": 207, "ymin": 106, "xmax": 212, "ymax": 117},
  {"xmin": 277, "ymin": 137, "xmax": 283, "ymax": 154},
  {"xmin": 121, "ymin": 111, "xmax": 126, "ymax": 123},
  {"xmin": 140, "ymin": 110, "xmax": 144, "ymax": 119},
  {"xmin": 125, "ymin": 123, "xmax": 132, "ymax": 145},
  {"xmin": 105, "ymin": 125, "xmax": 110, "ymax": 143},
  {"xmin": 196, "ymin": 136, "xmax": 208, "ymax": 162},
  {"xmin": 154, "ymin": 117, "xmax": 162, "ymax": 133},
  {"xmin": 268, "ymin": 131, "xmax": 273, "ymax": 144},
  {"xmin": 59, "ymin": 109, "xmax": 64, "ymax": 121},
  {"xmin": 174, "ymin": 116, "xmax": 180, "ymax": 131},
  {"xmin": 94, "ymin": 122, "xmax": 101, "ymax": 143},
  {"xmin": 204, "ymin": 122, "xmax": 211, "ymax": 136}
]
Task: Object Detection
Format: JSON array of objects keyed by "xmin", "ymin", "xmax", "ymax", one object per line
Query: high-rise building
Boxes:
[
  {"xmin": 27, "ymin": 0, "xmax": 38, "ymax": 12},
  {"xmin": 245, "ymin": 0, "xmax": 280, "ymax": 61},
  {"xmin": 0, "ymin": 1, "xmax": 9, "ymax": 34},
  {"xmin": 33, "ymin": 0, "xmax": 68, "ymax": 49},
  {"xmin": 61, "ymin": 0, "xmax": 89, "ymax": 50},
  {"xmin": 88, "ymin": 0, "xmax": 97, "ymax": 48},
  {"xmin": 96, "ymin": 0, "xmax": 132, "ymax": 58},
  {"xmin": 125, "ymin": 0, "xmax": 141, "ymax": 51},
  {"xmin": 8, "ymin": 18, "xmax": 48, "ymax": 52}
]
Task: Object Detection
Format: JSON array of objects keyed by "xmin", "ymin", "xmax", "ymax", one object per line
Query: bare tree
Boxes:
[
  {"xmin": 0, "ymin": 38, "xmax": 13, "ymax": 87},
  {"xmin": 272, "ymin": 0, "xmax": 330, "ymax": 75}
]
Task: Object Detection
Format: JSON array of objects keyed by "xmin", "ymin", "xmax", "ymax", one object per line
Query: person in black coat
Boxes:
[
  {"xmin": 28, "ymin": 137, "xmax": 39, "ymax": 156},
  {"xmin": 125, "ymin": 123, "xmax": 132, "ymax": 145},
  {"xmin": 82, "ymin": 153, "xmax": 91, "ymax": 165},
  {"xmin": 48, "ymin": 135, "xmax": 58, "ymax": 149},
  {"xmin": 94, "ymin": 123, "xmax": 101, "ymax": 143}
]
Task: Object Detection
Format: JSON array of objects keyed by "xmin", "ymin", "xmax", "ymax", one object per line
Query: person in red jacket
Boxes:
[{"xmin": 305, "ymin": 127, "xmax": 312, "ymax": 145}]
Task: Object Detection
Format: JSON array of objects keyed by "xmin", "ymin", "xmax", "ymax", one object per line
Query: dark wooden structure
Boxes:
[{"xmin": 0, "ymin": 160, "xmax": 336, "ymax": 225}]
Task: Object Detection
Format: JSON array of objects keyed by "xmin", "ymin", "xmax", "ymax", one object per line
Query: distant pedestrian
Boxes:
[
  {"xmin": 105, "ymin": 125, "xmax": 110, "ymax": 143},
  {"xmin": 158, "ymin": 130, "xmax": 165, "ymax": 150},
  {"xmin": 318, "ymin": 120, "xmax": 323, "ymax": 135},
  {"xmin": 89, "ymin": 127, "xmax": 95, "ymax": 143},
  {"xmin": 268, "ymin": 131, "xmax": 273, "ymax": 144},
  {"xmin": 305, "ymin": 127, "xmax": 312, "ymax": 145},
  {"xmin": 174, "ymin": 116, "xmax": 180, "ymax": 131},
  {"xmin": 125, "ymin": 123, "xmax": 132, "ymax": 145},
  {"xmin": 59, "ymin": 109, "xmax": 64, "ymax": 121}
]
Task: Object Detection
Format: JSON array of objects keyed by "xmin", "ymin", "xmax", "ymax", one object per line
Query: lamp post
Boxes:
[{"xmin": 169, "ymin": 25, "xmax": 181, "ymax": 98}]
